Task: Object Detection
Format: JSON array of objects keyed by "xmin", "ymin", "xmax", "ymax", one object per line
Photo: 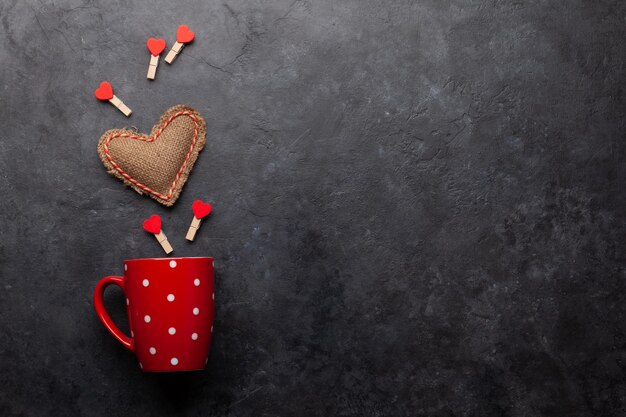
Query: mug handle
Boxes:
[{"xmin": 94, "ymin": 276, "xmax": 134, "ymax": 352}]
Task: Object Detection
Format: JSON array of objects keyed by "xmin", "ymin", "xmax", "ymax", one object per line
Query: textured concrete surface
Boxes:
[{"xmin": 0, "ymin": 0, "xmax": 624, "ymax": 416}]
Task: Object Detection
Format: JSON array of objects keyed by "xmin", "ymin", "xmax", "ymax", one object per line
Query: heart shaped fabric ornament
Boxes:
[{"xmin": 97, "ymin": 105, "xmax": 207, "ymax": 206}]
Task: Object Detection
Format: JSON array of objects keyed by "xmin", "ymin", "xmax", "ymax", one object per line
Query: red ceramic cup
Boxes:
[{"xmin": 94, "ymin": 257, "xmax": 214, "ymax": 372}]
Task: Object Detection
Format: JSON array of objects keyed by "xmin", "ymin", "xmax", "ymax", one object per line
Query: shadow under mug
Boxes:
[{"xmin": 94, "ymin": 257, "xmax": 215, "ymax": 372}]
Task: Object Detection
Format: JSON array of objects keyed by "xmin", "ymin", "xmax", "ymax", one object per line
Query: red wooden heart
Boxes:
[
  {"xmin": 176, "ymin": 25, "xmax": 195, "ymax": 44},
  {"xmin": 147, "ymin": 38, "xmax": 166, "ymax": 56},
  {"xmin": 143, "ymin": 215, "xmax": 162, "ymax": 234},
  {"xmin": 192, "ymin": 200, "xmax": 212, "ymax": 219},
  {"xmin": 94, "ymin": 81, "xmax": 114, "ymax": 101}
]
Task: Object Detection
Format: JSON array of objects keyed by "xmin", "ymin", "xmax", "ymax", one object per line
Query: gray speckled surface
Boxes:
[{"xmin": 0, "ymin": 0, "xmax": 624, "ymax": 416}]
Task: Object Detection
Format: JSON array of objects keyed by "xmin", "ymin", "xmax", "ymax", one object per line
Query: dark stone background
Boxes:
[{"xmin": 0, "ymin": 0, "xmax": 624, "ymax": 416}]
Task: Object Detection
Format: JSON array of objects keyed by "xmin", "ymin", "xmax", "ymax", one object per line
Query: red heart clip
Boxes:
[
  {"xmin": 147, "ymin": 38, "xmax": 166, "ymax": 56},
  {"xmin": 176, "ymin": 25, "xmax": 195, "ymax": 44},
  {"xmin": 192, "ymin": 200, "xmax": 212, "ymax": 219},
  {"xmin": 94, "ymin": 81, "xmax": 114, "ymax": 101},
  {"xmin": 143, "ymin": 214, "xmax": 162, "ymax": 234}
]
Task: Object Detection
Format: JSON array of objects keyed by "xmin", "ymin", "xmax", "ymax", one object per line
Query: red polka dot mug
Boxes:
[{"xmin": 94, "ymin": 257, "xmax": 214, "ymax": 372}]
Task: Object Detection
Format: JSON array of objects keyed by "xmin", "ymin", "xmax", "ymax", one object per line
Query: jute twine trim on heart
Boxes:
[{"xmin": 97, "ymin": 105, "xmax": 207, "ymax": 206}]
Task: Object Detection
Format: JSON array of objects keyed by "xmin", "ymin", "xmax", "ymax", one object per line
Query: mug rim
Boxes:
[{"xmin": 124, "ymin": 256, "xmax": 213, "ymax": 262}]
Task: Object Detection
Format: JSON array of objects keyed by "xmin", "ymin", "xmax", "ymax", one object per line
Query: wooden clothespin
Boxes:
[
  {"xmin": 186, "ymin": 200, "xmax": 212, "ymax": 241},
  {"xmin": 146, "ymin": 38, "xmax": 166, "ymax": 80},
  {"xmin": 164, "ymin": 25, "xmax": 195, "ymax": 64},
  {"xmin": 94, "ymin": 81, "xmax": 132, "ymax": 117},
  {"xmin": 143, "ymin": 214, "xmax": 173, "ymax": 254}
]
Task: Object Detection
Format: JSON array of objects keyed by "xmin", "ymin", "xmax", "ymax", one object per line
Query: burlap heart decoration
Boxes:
[{"xmin": 97, "ymin": 105, "xmax": 206, "ymax": 206}]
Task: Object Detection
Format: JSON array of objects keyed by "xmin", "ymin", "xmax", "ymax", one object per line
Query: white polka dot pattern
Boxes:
[{"xmin": 123, "ymin": 258, "xmax": 214, "ymax": 371}]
